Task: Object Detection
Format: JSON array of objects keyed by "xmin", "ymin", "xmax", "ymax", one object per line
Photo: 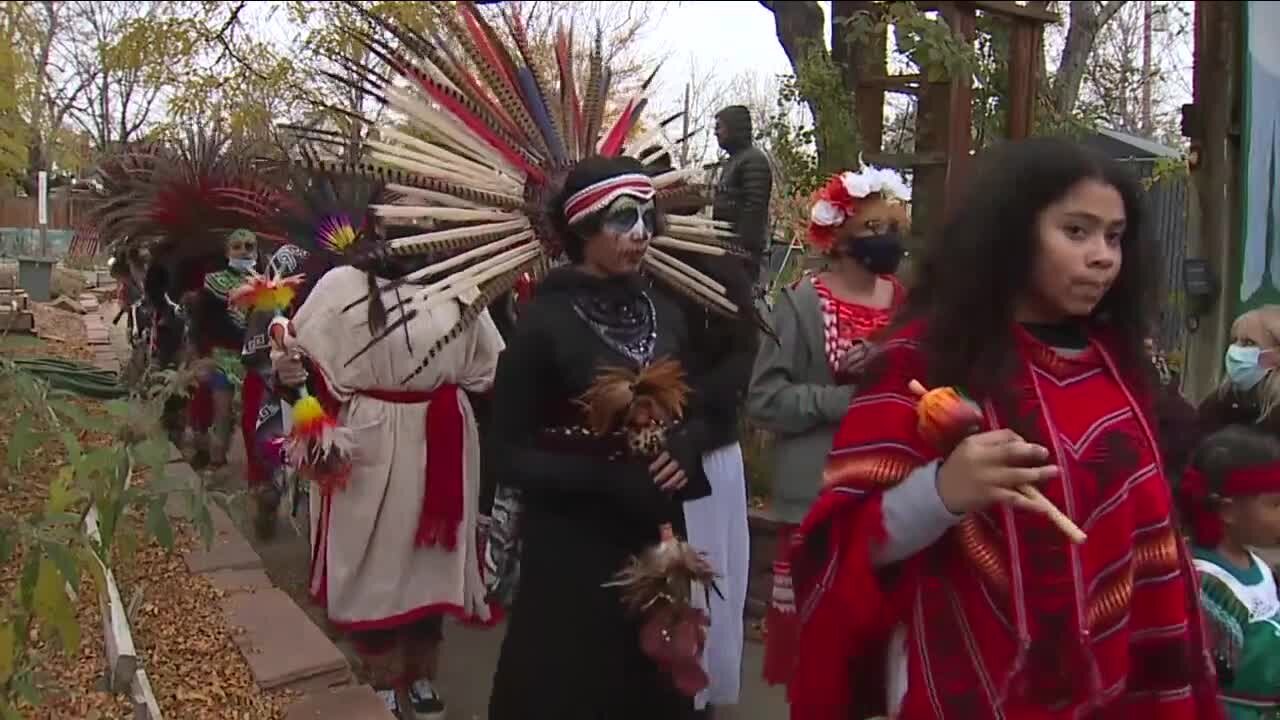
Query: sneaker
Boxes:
[{"xmin": 409, "ymin": 679, "xmax": 446, "ymax": 720}]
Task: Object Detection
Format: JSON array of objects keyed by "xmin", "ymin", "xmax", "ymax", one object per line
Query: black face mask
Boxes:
[{"xmin": 839, "ymin": 232, "xmax": 904, "ymax": 275}]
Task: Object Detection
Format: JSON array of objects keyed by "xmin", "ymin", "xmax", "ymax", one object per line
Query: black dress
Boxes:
[{"xmin": 487, "ymin": 268, "xmax": 709, "ymax": 720}]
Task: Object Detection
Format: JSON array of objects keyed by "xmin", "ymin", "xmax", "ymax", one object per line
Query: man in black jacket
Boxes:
[{"xmin": 711, "ymin": 105, "xmax": 773, "ymax": 270}]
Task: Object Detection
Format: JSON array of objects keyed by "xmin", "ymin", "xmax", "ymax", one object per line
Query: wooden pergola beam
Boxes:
[
  {"xmin": 967, "ymin": 1, "xmax": 1058, "ymax": 24},
  {"xmin": 918, "ymin": 0, "xmax": 1057, "ymax": 24}
]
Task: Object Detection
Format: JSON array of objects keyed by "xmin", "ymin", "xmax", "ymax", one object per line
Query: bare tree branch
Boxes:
[{"xmin": 1050, "ymin": 0, "xmax": 1127, "ymax": 117}]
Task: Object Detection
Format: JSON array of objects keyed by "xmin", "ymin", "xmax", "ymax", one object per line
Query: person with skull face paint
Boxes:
[
  {"xmin": 188, "ymin": 228, "xmax": 262, "ymax": 473},
  {"xmin": 487, "ymin": 156, "xmax": 712, "ymax": 720},
  {"xmin": 747, "ymin": 165, "xmax": 910, "ymax": 686}
]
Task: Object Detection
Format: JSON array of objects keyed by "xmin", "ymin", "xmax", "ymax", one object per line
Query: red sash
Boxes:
[{"xmin": 358, "ymin": 385, "xmax": 465, "ymax": 551}]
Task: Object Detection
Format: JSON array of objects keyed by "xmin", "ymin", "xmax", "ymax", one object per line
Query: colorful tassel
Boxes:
[
  {"xmin": 317, "ymin": 214, "xmax": 359, "ymax": 253},
  {"xmin": 254, "ymin": 299, "xmax": 354, "ymax": 495},
  {"xmin": 228, "ymin": 273, "xmax": 307, "ymax": 314}
]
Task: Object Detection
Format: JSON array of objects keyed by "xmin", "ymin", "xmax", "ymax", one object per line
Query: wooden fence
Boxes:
[{"xmin": 0, "ymin": 195, "xmax": 96, "ymax": 230}]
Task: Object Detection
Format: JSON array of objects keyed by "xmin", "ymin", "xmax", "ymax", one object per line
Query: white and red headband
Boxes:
[{"xmin": 564, "ymin": 173, "xmax": 656, "ymax": 227}]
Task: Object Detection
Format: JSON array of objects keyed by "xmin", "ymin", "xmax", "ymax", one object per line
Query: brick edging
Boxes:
[{"xmin": 82, "ymin": 302, "xmax": 368, "ymax": 716}]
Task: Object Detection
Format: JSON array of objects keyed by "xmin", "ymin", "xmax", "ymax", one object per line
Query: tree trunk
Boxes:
[
  {"xmin": 1051, "ymin": 0, "xmax": 1125, "ymax": 117},
  {"xmin": 22, "ymin": 1, "xmax": 59, "ymax": 194},
  {"xmin": 759, "ymin": 0, "xmax": 829, "ymax": 162},
  {"xmin": 831, "ymin": 1, "xmax": 886, "ymax": 154}
]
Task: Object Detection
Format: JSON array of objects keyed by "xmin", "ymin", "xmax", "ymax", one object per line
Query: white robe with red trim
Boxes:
[{"xmin": 290, "ymin": 266, "xmax": 504, "ymax": 631}]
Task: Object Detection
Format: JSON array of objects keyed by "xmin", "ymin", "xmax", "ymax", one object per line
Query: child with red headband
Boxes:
[{"xmin": 1181, "ymin": 424, "xmax": 1280, "ymax": 720}]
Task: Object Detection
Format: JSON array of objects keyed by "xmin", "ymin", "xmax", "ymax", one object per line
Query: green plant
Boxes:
[
  {"xmin": 1144, "ymin": 155, "xmax": 1189, "ymax": 190},
  {"xmin": 843, "ymin": 4, "xmax": 977, "ymax": 84},
  {"xmin": 760, "ymin": 45, "xmax": 862, "ymax": 196},
  {"xmin": 738, "ymin": 417, "xmax": 774, "ymax": 505},
  {"xmin": 0, "ymin": 357, "xmax": 221, "ymax": 714}
]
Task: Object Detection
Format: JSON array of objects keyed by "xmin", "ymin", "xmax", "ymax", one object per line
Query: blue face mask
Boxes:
[
  {"xmin": 1225, "ymin": 344, "xmax": 1269, "ymax": 390},
  {"xmin": 228, "ymin": 257, "xmax": 256, "ymax": 273}
]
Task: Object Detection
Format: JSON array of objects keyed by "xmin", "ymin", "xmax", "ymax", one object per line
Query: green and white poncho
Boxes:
[{"xmin": 1195, "ymin": 547, "xmax": 1280, "ymax": 720}]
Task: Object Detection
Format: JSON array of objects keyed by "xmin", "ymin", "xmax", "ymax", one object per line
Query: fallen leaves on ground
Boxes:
[
  {"xmin": 31, "ymin": 303, "xmax": 95, "ymax": 361},
  {"xmin": 0, "ymin": 302, "xmax": 94, "ymax": 362},
  {"xmin": 0, "ymin": 334, "xmax": 297, "ymax": 719},
  {"xmin": 115, "ymin": 531, "xmax": 299, "ymax": 719},
  {"xmin": 0, "ymin": 378, "xmax": 132, "ymax": 719}
]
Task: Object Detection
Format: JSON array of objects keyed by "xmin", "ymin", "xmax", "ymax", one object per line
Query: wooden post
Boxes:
[
  {"xmin": 1182, "ymin": 0, "xmax": 1243, "ymax": 402},
  {"xmin": 943, "ymin": 3, "xmax": 976, "ymax": 217},
  {"xmin": 913, "ymin": 76, "xmax": 950, "ymax": 251},
  {"xmin": 1007, "ymin": 21, "xmax": 1037, "ymax": 139},
  {"xmin": 873, "ymin": 1, "xmax": 1053, "ymax": 247},
  {"xmin": 681, "ymin": 84, "xmax": 691, "ymax": 167},
  {"xmin": 835, "ymin": 1, "xmax": 888, "ymax": 154}
]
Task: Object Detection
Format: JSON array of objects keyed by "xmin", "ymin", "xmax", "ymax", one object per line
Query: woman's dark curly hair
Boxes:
[
  {"xmin": 549, "ymin": 155, "xmax": 666, "ymax": 264},
  {"xmin": 901, "ymin": 137, "xmax": 1156, "ymax": 399}
]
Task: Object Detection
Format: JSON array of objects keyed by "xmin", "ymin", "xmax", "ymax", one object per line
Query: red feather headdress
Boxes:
[{"xmin": 92, "ymin": 128, "xmax": 287, "ymax": 262}]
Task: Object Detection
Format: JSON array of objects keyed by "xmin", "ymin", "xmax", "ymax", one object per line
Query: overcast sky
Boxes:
[
  {"xmin": 631, "ymin": 1, "xmax": 1192, "ymax": 148},
  {"xmin": 634, "ymin": 1, "xmax": 816, "ymax": 111}
]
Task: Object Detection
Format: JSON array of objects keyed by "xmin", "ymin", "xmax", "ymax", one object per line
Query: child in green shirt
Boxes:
[{"xmin": 1182, "ymin": 425, "xmax": 1280, "ymax": 719}]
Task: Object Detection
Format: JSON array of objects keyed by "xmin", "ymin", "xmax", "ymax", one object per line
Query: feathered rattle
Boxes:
[
  {"xmin": 229, "ymin": 273, "xmax": 354, "ymax": 494},
  {"xmin": 580, "ymin": 358, "xmax": 719, "ymax": 697},
  {"xmin": 907, "ymin": 379, "xmax": 1087, "ymax": 544}
]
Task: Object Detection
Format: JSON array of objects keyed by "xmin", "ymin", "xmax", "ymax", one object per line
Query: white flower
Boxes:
[
  {"xmin": 873, "ymin": 167, "xmax": 912, "ymax": 201},
  {"xmin": 841, "ymin": 171, "xmax": 873, "ymax": 199},
  {"xmin": 810, "ymin": 199, "xmax": 845, "ymax": 226}
]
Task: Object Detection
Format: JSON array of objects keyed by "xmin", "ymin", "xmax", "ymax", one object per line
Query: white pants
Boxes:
[{"xmin": 684, "ymin": 442, "xmax": 750, "ymax": 709}]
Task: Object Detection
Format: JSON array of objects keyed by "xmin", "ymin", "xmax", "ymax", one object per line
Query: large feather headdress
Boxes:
[
  {"xmin": 91, "ymin": 126, "xmax": 287, "ymax": 263},
  {"xmin": 281, "ymin": 2, "xmax": 747, "ymax": 384},
  {"xmin": 273, "ymin": 169, "xmax": 397, "ymax": 282}
]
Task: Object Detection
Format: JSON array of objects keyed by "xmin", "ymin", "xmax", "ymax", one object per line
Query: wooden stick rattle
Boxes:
[{"xmin": 907, "ymin": 379, "xmax": 1087, "ymax": 544}]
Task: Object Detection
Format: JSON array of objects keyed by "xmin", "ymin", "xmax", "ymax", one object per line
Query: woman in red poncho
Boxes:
[{"xmin": 784, "ymin": 138, "xmax": 1221, "ymax": 720}]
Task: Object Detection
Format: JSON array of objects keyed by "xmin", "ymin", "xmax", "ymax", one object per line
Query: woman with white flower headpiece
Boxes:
[{"xmin": 745, "ymin": 164, "xmax": 911, "ymax": 687}]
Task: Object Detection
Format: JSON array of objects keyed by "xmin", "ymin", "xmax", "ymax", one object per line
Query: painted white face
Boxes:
[
  {"xmin": 582, "ymin": 196, "xmax": 657, "ymax": 276},
  {"xmin": 601, "ymin": 196, "xmax": 657, "ymax": 239}
]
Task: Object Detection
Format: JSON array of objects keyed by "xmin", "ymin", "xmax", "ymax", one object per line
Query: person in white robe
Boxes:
[{"xmin": 272, "ymin": 264, "xmax": 504, "ymax": 719}]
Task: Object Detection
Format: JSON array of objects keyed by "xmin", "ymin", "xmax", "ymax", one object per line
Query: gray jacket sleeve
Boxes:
[
  {"xmin": 747, "ymin": 292, "xmax": 854, "ymax": 435},
  {"xmin": 871, "ymin": 462, "xmax": 962, "ymax": 566}
]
